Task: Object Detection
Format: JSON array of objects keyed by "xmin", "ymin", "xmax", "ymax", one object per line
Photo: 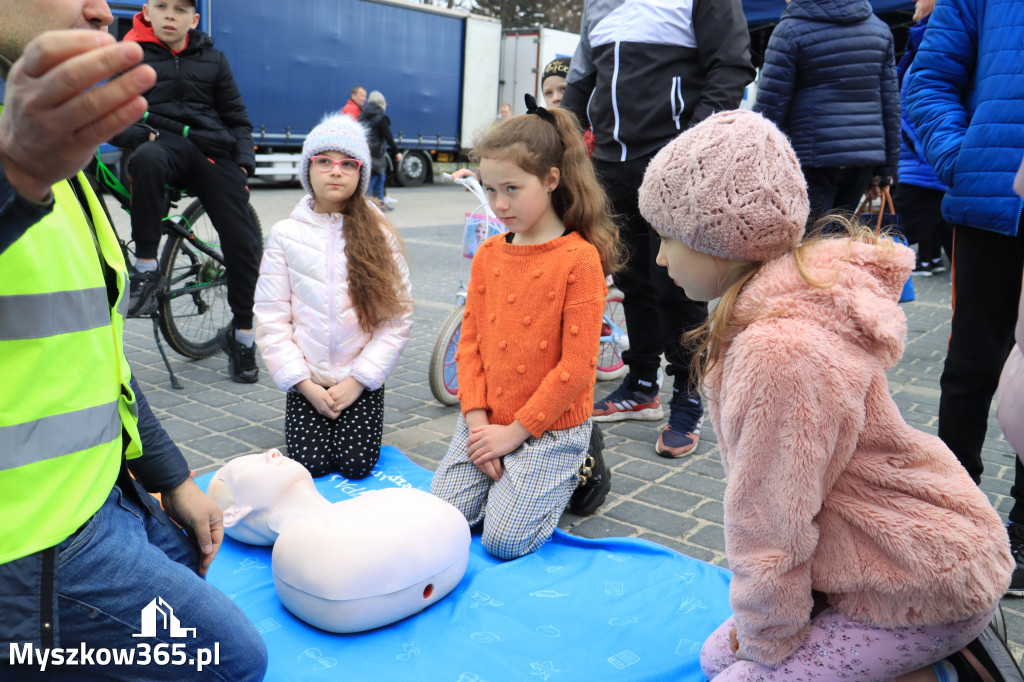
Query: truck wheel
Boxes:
[{"xmin": 396, "ymin": 151, "xmax": 430, "ymax": 187}]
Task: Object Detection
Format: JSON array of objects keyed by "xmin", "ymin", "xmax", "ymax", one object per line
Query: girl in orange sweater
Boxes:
[{"xmin": 430, "ymin": 96, "xmax": 621, "ymax": 560}]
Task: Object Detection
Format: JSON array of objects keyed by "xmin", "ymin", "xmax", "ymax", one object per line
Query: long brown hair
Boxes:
[
  {"xmin": 335, "ymin": 193, "xmax": 410, "ymax": 333},
  {"xmin": 684, "ymin": 214, "xmax": 897, "ymax": 390},
  {"xmin": 470, "ymin": 107, "xmax": 623, "ymax": 275}
]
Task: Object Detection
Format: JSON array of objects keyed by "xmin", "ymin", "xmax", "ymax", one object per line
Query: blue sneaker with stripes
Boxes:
[
  {"xmin": 656, "ymin": 389, "xmax": 703, "ymax": 458},
  {"xmin": 592, "ymin": 375, "xmax": 663, "ymax": 422}
]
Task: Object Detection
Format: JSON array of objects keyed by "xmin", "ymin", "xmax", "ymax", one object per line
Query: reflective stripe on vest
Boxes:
[
  {"xmin": 0, "ymin": 401, "xmax": 121, "ymax": 471},
  {"xmin": 0, "ymin": 287, "xmax": 110, "ymax": 340}
]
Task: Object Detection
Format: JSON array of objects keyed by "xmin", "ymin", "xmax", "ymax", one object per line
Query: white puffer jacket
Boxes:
[{"xmin": 254, "ymin": 196, "xmax": 412, "ymax": 392}]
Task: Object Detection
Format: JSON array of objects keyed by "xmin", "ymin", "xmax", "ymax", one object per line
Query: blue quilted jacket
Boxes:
[
  {"xmin": 906, "ymin": 0, "xmax": 1024, "ymax": 235},
  {"xmin": 897, "ymin": 20, "xmax": 946, "ymax": 192},
  {"xmin": 753, "ymin": 0, "xmax": 900, "ymax": 176}
]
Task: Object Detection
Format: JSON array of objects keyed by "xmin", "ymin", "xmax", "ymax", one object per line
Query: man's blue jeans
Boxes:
[
  {"xmin": 368, "ymin": 172, "xmax": 386, "ymax": 201},
  {"xmin": 45, "ymin": 484, "xmax": 267, "ymax": 680}
]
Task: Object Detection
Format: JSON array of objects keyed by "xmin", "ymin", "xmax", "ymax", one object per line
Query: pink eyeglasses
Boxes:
[{"xmin": 310, "ymin": 156, "xmax": 362, "ymax": 174}]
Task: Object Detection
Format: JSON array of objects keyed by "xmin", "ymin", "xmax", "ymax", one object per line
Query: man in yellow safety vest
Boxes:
[{"xmin": 0, "ymin": 2, "xmax": 267, "ymax": 678}]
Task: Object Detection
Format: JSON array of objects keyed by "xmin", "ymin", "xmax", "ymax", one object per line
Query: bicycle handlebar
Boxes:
[
  {"xmin": 142, "ymin": 111, "xmax": 190, "ymax": 138},
  {"xmin": 442, "ymin": 171, "xmax": 491, "ymax": 211}
]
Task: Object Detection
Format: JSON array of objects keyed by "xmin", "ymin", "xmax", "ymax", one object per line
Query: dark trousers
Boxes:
[
  {"xmin": 129, "ymin": 135, "xmax": 261, "ymax": 329},
  {"xmin": 893, "ymin": 183, "xmax": 953, "ymax": 263},
  {"xmin": 592, "ymin": 156, "xmax": 708, "ymax": 390},
  {"xmin": 803, "ymin": 165, "xmax": 876, "ymax": 225},
  {"xmin": 938, "ymin": 223, "xmax": 1024, "ymax": 522},
  {"xmin": 285, "ymin": 385, "xmax": 385, "ymax": 480}
]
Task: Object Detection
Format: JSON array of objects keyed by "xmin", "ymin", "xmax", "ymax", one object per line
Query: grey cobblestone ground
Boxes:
[{"xmin": 117, "ymin": 182, "xmax": 1024, "ymax": 668}]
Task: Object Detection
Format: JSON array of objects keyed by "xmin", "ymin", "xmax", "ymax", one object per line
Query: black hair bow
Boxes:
[{"xmin": 525, "ymin": 94, "xmax": 556, "ymax": 125}]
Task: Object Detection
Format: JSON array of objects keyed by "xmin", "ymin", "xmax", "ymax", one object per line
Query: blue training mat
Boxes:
[{"xmin": 196, "ymin": 446, "xmax": 733, "ymax": 681}]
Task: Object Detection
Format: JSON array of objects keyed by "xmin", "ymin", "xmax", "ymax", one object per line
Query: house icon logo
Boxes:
[{"xmin": 132, "ymin": 597, "xmax": 197, "ymax": 639}]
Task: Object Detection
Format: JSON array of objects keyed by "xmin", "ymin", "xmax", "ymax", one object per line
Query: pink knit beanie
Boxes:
[{"xmin": 639, "ymin": 110, "xmax": 809, "ymax": 262}]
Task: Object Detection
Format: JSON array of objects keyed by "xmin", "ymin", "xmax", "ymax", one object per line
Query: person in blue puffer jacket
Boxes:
[
  {"xmin": 753, "ymin": 0, "xmax": 900, "ymax": 223},
  {"xmin": 906, "ymin": 0, "xmax": 1024, "ymax": 596},
  {"xmin": 894, "ymin": 0, "xmax": 952, "ymax": 276}
]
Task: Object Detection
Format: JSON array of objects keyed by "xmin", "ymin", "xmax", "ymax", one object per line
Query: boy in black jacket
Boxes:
[{"xmin": 113, "ymin": 0, "xmax": 261, "ymax": 383}]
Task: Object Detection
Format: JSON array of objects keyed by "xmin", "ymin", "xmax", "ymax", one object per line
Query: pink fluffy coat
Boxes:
[{"xmin": 705, "ymin": 238, "xmax": 1013, "ymax": 666}]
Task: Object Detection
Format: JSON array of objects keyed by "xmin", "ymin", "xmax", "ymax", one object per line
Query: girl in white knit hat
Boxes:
[
  {"xmin": 641, "ymin": 109, "xmax": 1012, "ymax": 681},
  {"xmin": 254, "ymin": 113, "xmax": 412, "ymax": 480}
]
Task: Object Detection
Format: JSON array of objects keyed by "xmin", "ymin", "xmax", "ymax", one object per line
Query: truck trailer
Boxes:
[
  {"xmin": 498, "ymin": 27, "xmax": 580, "ymax": 116},
  {"xmin": 107, "ymin": 0, "xmax": 502, "ymax": 186}
]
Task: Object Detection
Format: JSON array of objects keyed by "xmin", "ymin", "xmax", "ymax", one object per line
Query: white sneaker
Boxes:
[{"xmin": 382, "ymin": 196, "xmax": 398, "ymax": 209}]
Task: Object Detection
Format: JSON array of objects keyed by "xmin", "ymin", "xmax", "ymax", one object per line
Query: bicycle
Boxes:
[
  {"xmin": 428, "ymin": 173, "xmax": 629, "ymax": 407},
  {"xmin": 88, "ymin": 113, "xmax": 262, "ymax": 388}
]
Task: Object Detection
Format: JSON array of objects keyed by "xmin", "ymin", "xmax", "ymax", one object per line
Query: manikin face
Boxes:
[
  {"xmin": 478, "ymin": 156, "xmax": 562, "ymax": 245},
  {"xmin": 308, "ymin": 150, "xmax": 361, "ymax": 214},
  {"xmin": 143, "ymin": 0, "xmax": 198, "ymax": 53},
  {"xmin": 542, "ymin": 75, "xmax": 568, "ymax": 108},
  {"xmin": 353, "ymin": 88, "xmax": 367, "ymax": 108},
  {"xmin": 656, "ymin": 236, "xmax": 735, "ymax": 302},
  {"xmin": 0, "ymin": 0, "xmax": 113, "ymax": 60},
  {"xmin": 207, "ymin": 449, "xmax": 315, "ymax": 545}
]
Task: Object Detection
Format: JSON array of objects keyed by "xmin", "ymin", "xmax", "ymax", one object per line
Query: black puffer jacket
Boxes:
[
  {"xmin": 111, "ymin": 13, "xmax": 255, "ymax": 174},
  {"xmin": 753, "ymin": 0, "xmax": 899, "ymax": 177},
  {"xmin": 358, "ymin": 102, "xmax": 399, "ymax": 165}
]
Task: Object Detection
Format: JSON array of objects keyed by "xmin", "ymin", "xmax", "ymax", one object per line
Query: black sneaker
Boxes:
[
  {"xmin": 127, "ymin": 269, "xmax": 162, "ymax": 317},
  {"xmin": 911, "ymin": 260, "xmax": 933, "ymax": 277},
  {"xmin": 569, "ymin": 424, "xmax": 611, "ymax": 516},
  {"xmin": 1007, "ymin": 522, "xmax": 1024, "ymax": 596},
  {"xmin": 218, "ymin": 327, "xmax": 259, "ymax": 384},
  {"xmin": 931, "ymin": 257, "xmax": 948, "ymax": 274}
]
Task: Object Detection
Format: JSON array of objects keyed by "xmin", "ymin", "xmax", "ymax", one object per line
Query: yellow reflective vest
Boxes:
[{"xmin": 0, "ymin": 136, "xmax": 142, "ymax": 563}]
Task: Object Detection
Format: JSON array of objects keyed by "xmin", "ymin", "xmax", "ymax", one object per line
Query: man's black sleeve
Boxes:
[
  {"xmin": 690, "ymin": 0, "xmax": 757, "ymax": 126},
  {"xmin": 0, "ymin": 161, "xmax": 53, "ymax": 255},
  {"xmin": 126, "ymin": 375, "xmax": 192, "ymax": 493}
]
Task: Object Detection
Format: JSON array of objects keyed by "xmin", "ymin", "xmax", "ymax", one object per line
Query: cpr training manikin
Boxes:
[{"xmin": 207, "ymin": 449, "xmax": 471, "ymax": 633}]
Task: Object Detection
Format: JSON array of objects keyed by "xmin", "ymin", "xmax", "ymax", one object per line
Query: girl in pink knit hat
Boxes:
[{"xmin": 639, "ymin": 109, "xmax": 1014, "ymax": 681}]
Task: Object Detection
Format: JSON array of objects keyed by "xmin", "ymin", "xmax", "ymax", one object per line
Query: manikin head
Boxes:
[{"xmin": 207, "ymin": 449, "xmax": 318, "ymax": 545}]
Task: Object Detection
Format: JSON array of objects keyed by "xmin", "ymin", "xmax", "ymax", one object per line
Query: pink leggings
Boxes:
[{"xmin": 701, "ymin": 605, "xmax": 995, "ymax": 682}]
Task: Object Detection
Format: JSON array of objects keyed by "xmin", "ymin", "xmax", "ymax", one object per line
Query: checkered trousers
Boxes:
[{"xmin": 430, "ymin": 416, "xmax": 592, "ymax": 560}]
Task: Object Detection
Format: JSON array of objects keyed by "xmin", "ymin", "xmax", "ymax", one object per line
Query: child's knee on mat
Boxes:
[{"xmin": 481, "ymin": 522, "xmax": 542, "ymax": 561}]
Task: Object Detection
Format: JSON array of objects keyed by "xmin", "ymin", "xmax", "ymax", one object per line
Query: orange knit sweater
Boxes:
[{"xmin": 456, "ymin": 231, "xmax": 606, "ymax": 437}]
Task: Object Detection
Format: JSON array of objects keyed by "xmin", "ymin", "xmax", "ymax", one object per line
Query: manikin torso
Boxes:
[{"xmin": 208, "ymin": 450, "xmax": 471, "ymax": 633}]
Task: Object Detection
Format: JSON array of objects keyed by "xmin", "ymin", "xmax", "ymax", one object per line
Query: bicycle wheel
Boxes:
[
  {"xmin": 429, "ymin": 305, "xmax": 464, "ymax": 406},
  {"xmin": 158, "ymin": 199, "xmax": 262, "ymax": 359},
  {"xmin": 596, "ymin": 290, "xmax": 628, "ymax": 381}
]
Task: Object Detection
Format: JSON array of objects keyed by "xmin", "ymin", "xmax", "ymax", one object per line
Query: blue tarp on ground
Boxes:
[
  {"xmin": 744, "ymin": 0, "xmax": 914, "ymax": 26},
  {"xmin": 196, "ymin": 446, "xmax": 734, "ymax": 681}
]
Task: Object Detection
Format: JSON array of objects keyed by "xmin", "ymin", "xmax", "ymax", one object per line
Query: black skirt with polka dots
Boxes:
[{"xmin": 284, "ymin": 385, "xmax": 384, "ymax": 480}]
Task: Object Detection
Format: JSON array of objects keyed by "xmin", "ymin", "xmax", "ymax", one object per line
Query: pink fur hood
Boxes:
[{"xmin": 705, "ymin": 238, "xmax": 1013, "ymax": 666}]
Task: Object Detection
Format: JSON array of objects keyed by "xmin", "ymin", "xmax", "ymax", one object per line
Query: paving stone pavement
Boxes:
[{"xmin": 116, "ymin": 181, "xmax": 1024, "ymax": 667}]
